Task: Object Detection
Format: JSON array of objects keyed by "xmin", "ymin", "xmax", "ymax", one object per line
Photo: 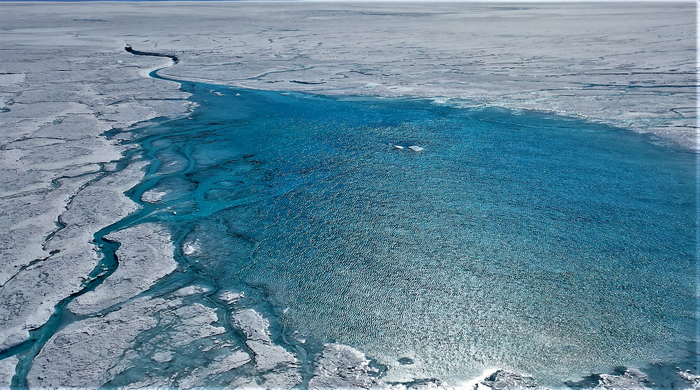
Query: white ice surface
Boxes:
[
  {"xmin": 141, "ymin": 189, "xmax": 168, "ymax": 203},
  {"xmin": 233, "ymin": 309, "xmax": 273, "ymax": 343},
  {"xmin": 0, "ymin": 356, "xmax": 18, "ymax": 389},
  {"xmin": 27, "ymin": 294, "xmax": 240, "ymax": 389},
  {"xmin": 67, "ymin": 223, "xmax": 177, "ymax": 315}
]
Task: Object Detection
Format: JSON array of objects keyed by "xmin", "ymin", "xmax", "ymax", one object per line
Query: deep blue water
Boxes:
[{"xmin": 126, "ymin": 77, "xmax": 697, "ymax": 386}]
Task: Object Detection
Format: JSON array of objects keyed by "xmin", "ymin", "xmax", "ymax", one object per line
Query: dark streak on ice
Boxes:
[{"xmin": 125, "ymin": 44, "xmax": 179, "ymax": 64}]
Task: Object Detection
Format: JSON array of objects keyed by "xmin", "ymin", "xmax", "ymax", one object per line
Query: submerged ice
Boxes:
[{"xmin": 123, "ymin": 79, "xmax": 697, "ymax": 387}]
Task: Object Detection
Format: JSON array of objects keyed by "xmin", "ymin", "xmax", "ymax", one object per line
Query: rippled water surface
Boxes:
[{"xmin": 131, "ymin": 78, "xmax": 697, "ymax": 386}]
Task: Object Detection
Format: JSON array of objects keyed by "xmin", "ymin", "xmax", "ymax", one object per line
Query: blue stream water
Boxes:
[
  {"xmin": 11, "ymin": 72, "xmax": 696, "ymax": 387},
  {"xmin": 121, "ymin": 75, "xmax": 697, "ymax": 386}
]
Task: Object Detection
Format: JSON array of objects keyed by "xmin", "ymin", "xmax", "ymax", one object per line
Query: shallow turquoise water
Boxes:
[{"xmin": 128, "ymin": 78, "xmax": 697, "ymax": 386}]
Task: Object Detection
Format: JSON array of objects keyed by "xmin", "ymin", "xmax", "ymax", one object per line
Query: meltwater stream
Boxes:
[{"xmin": 121, "ymin": 73, "xmax": 696, "ymax": 387}]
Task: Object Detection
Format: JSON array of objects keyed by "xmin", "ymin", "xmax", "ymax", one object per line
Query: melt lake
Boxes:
[{"xmin": 112, "ymin": 74, "xmax": 697, "ymax": 387}]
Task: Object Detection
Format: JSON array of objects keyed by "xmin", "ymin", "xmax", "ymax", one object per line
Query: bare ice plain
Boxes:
[{"xmin": 0, "ymin": 2, "xmax": 698, "ymax": 389}]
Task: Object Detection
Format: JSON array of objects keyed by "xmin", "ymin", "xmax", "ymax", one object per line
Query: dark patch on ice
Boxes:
[
  {"xmin": 125, "ymin": 44, "xmax": 179, "ymax": 64},
  {"xmin": 290, "ymin": 80, "xmax": 325, "ymax": 85},
  {"xmin": 350, "ymin": 70, "xmax": 376, "ymax": 76},
  {"xmin": 389, "ymin": 378, "xmax": 446, "ymax": 388},
  {"xmin": 398, "ymin": 357, "xmax": 414, "ymax": 365}
]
